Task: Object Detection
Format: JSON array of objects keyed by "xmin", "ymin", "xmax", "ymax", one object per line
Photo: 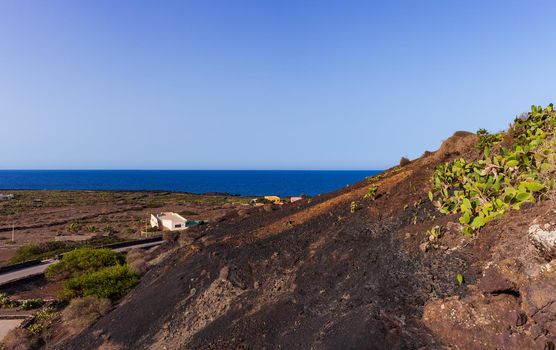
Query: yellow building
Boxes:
[{"xmin": 264, "ymin": 196, "xmax": 282, "ymax": 204}]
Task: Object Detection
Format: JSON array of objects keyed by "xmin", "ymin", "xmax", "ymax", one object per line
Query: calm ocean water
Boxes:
[{"xmin": 0, "ymin": 170, "xmax": 381, "ymax": 197}]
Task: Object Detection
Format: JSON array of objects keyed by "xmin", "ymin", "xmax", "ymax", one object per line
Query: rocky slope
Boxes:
[{"xmin": 56, "ymin": 111, "xmax": 556, "ymax": 349}]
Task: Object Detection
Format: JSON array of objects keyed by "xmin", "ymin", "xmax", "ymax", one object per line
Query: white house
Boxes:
[
  {"xmin": 150, "ymin": 212, "xmax": 188, "ymax": 231},
  {"xmin": 0, "ymin": 193, "xmax": 14, "ymax": 201}
]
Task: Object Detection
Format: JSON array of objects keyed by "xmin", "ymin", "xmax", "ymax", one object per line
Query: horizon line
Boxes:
[{"xmin": 0, "ymin": 168, "xmax": 385, "ymax": 172}]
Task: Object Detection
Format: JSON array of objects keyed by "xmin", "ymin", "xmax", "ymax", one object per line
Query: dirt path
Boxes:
[{"xmin": 0, "ymin": 319, "xmax": 25, "ymax": 341}]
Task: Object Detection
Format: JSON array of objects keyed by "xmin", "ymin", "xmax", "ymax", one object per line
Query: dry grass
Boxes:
[
  {"xmin": 125, "ymin": 248, "xmax": 144, "ymax": 263},
  {"xmin": 2, "ymin": 328, "xmax": 40, "ymax": 350},
  {"xmin": 128, "ymin": 259, "xmax": 148, "ymax": 276},
  {"xmin": 126, "ymin": 249, "xmax": 149, "ymax": 275},
  {"xmin": 61, "ymin": 296, "xmax": 111, "ymax": 335}
]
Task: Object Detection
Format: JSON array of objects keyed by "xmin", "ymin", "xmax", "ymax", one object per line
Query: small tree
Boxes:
[
  {"xmin": 62, "ymin": 265, "xmax": 139, "ymax": 300},
  {"xmin": 45, "ymin": 248, "xmax": 125, "ymax": 281}
]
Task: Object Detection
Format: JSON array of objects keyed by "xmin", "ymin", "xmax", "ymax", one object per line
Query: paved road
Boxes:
[
  {"xmin": 113, "ymin": 241, "xmax": 162, "ymax": 252},
  {"xmin": 0, "ymin": 262, "xmax": 55, "ymax": 286},
  {"xmin": 0, "ymin": 240, "xmax": 162, "ymax": 286}
]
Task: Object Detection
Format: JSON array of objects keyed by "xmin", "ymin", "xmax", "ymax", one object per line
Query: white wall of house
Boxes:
[
  {"xmin": 150, "ymin": 212, "xmax": 187, "ymax": 231},
  {"xmin": 150, "ymin": 214, "xmax": 159, "ymax": 228}
]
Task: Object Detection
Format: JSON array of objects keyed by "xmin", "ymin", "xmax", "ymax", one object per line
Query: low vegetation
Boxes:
[
  {"xmin": 9, "ymin": 236, "xmax": 124, "ymax": 263},
  {"xmin": 61, "ymin": 296, "xmax": 112, "ymax": 334},
  {"xmin": 45, "ymin": 247, "xmax": 125, "ymax": 281},
  {"xmin": 45, "ymin": 247, "xmax": 139, "ymax": 301},
  {"xmin": 62, "ymin": 264, "xmax": 139, "ymax": 300},
  {"xmin": 2, "ymin": 328, "xmax": 40, "ymax": 350},
  {"xmin": 20, "ymin": 298, "xmax": 46, "ymax": 310},
  {"xmin": 363, "ymin": 185, "xmax": 379, "ymax": 200},
  {"xmin": 10, "ymin": 241, "xmax": 81, "ymax": 263},
  {"xmin": 0, "ymin": 190, "xmax": 249, "ymax": 216},
  {"xmin": 2, "ymin": 248, "xmax": 144, "ymax": 347},
  {"xmin": 126, "ymin": 248, "xmax": 149, "ymax": 275},
  {"xmin": 426, "ymin": 225, "xmax": 442, "ymax": 240},
  {"xmin": 350, "ymin": 201, "xmax": 358, "ymax": 213},
  {"xmin": 66, "ymin": 222, "xmax": 81, "ymax": 233},
  {"xmin": 429, "ymin": 104, "xmax": 556, "ymax": 235},
  {"xmin": 26, "ymin": 306, "xmax": 57, "ymax": 335},
  {"xmin": 1, "ymin": 305, "xmax": 59, "ymax": 348},
  {"xmin": 0, "ymin": 293, "xmax": 45, "ymax": 310},
  {"xmin": 475, "ymin": 128, "xmax": 504, "ymax": 151}
]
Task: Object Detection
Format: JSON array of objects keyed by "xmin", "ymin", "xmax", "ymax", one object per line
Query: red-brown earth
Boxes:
[{"xmin": 0, "ymin": 191, "xmax": 250, "ymax": 265}]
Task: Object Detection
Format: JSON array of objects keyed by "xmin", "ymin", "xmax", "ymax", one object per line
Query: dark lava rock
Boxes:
[
  {"xmin": 546, "ymin": 321, "xmax": 556, "ymax": 336},
  {"xmin": 478, "ymin": 267, "xmax": 517, "ymax": 295},
  {"xmin": 509, "ymin": 310, "xmax": 527, "ymax": 327},
  {"xmin": 227, "ymin": 264, "xmax": 253, "ymax": 290},
  {"xmin": 531, "ymin": 324, "xmax": 546, "ymax": 339}
]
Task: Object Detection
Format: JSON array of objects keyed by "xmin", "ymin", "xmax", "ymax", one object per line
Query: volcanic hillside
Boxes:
[{"xmin": 59, "ymin": 105, "xmax": 556, "ymax": 349}]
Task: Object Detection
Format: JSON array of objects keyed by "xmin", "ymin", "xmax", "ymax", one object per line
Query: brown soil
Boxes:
[
  {"xmin": 0, "ymin": 191, "xmax": 249, "ymax": 264},
  {"xmin": 44, "ymin": 131, "xmax": 556, "ymax": 349},
  {"xmin": 8, "ymin": 280, "xmax": 63, "ymax": 300}
]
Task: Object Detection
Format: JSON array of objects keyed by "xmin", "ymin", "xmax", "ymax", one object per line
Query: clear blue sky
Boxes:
[{"xmin": 1, "ymin": 1, "xmax": 555, "ymax": 170}]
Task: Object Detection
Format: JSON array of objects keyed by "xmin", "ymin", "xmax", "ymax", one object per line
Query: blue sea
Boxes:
[{"xmin": 0, "ymin": 170, "xmax": 380, "ymax": 197}]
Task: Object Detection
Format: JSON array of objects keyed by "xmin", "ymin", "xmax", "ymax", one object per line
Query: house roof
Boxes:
[{"xmin": 157, "ymin": 212, "xmax": 187, "ymax": 222}]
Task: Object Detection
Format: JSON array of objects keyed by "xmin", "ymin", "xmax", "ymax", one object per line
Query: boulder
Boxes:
[
  {"xmin": 477, "ymin": 267, "xmax": 517, "ymax": 295},
  {"xmin": 508, "ymin": 310, "xmax": 527, "ymax": 327},
  {"xmin": 422, "ymin": 294, "xmax": 534, "ymax": 349},
  {"xmin": 432, "ymin": 131, "xmax": 478, "ymax": 163},
  {"xmin": 529, "ymin": 223, "xmax": 556, "ymax": 261},
  {"xmin": 399, "ymin": 157, "xmax": 411, "ymax": 167}
]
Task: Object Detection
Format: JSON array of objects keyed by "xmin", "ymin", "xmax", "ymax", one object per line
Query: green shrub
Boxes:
[
  {"xmin": 427, "ymin": 225, "xmax": 442, "ymax": 240},
  {"xmin": 350, "ymin": 201, "xmax": 358, "ymax": 213},
  {"xmin": 0, "ymin": 293, "xmax": 18, "ymax": 308},
  {"xmin": 429, "ymin": 104, "xmax": 555, "ymax": 235},
  {"xmin": 20, "ymin": 298, "xmax": 45, "ymax": 310},
  {"xmin": 35, "ymin": 306, "xmax": 57, "ymax": 322},
  {"xmin": 45, "ymin": 248, "xmax": 125, "ymax": 281},
  {"xmin": 10, "ymin": 241, "xmax": 80, "ymax": 263},
  {"xmin": 25, "ymin": 306, "xmax": 57, "ymax": 336},
  {"xmin": 66, "ymin": 222, "xmax": 81, "ymax": 233},
  {"xmin": 0, "ymin": 294, "xmax": 46, "ymax": 310},
  {"xmin": 363, "ymin": 185, "xmax": 379, "ymax": 200},
  {"xmin": 10, "ymin": 237, "xmax": 125, "ymax": 263},
  {"xmin": 62, "ymin": 265, "xmax": 139, "ymax": 300},
  {"xmin": 476, "ymin": 128, "xmax": 503, "ymax": 151}
]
